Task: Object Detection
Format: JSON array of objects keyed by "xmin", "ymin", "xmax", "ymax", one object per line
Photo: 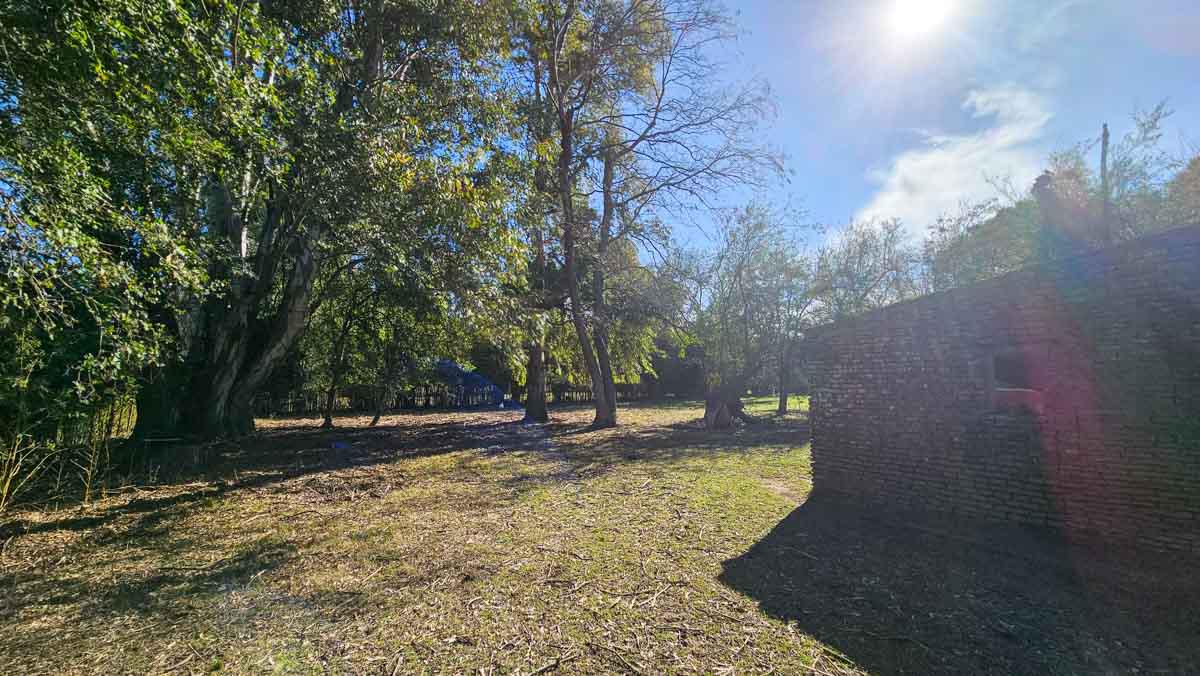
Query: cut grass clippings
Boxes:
[
  {"xmin": 2, "ymin": 399, "xmax": 1196, "ymax": 674},
  {"xmin": 0, "ymin": 402, "xmax": 843, "ymax": 674}
]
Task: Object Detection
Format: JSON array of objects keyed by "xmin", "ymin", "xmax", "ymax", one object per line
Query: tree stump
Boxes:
[{"xmin": 704, "ymin": 385, "xmax": 755, "ymax": 430}]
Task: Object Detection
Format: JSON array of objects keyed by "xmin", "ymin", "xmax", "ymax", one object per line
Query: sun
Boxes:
[{"xmin": 888, "ymin": 0, "xmax": 956, "ymax": 40}]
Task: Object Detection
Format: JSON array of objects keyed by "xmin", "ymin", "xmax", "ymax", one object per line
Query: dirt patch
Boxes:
[{"xmin": 760, "ymin": 478, "xmax": 804, "ymax": 504}]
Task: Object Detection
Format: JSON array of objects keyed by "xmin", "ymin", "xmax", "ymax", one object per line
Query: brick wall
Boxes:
[{"xmin": 806, "ymin": 226, "xmax": 1200, "ymax": 551}]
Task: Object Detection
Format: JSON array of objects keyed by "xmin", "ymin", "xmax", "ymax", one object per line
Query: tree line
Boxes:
[{"xmin": 2, "ymin": 0, "xmax": 1198, "ymax": 508}]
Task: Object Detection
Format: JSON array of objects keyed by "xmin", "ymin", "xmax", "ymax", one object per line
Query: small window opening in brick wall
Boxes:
[
  {"xmin": 991, "ymin": 349, "xmax": 1044, "ymax": 414},
  {"xmin": 994, "ymin": 351, "xmax": 1033, "ymax": 389}
]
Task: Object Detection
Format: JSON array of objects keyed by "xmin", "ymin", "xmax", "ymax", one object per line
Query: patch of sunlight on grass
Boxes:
[
  {"xmin": 687, "ymin": 452, "xmax": 806, "ymax": 516},
  {"xmin": 743, "ymin": 394, "xmax": 810, "ymax": 415},
  {"xmin": 518, "ymin": 484, "xmax": 556, "ymax": 507}
]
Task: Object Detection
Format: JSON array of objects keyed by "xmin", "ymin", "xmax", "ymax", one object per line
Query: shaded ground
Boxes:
[
  {"xmin": 1, "ymin": 399, "xmax": 1194, "ymax": 674},
  {"xmin": 721, "ymin": 496, "xmax": 1200, "ymax": 675}
]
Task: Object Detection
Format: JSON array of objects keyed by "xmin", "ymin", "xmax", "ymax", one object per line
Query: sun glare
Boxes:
[{"xmin": 888, "ymin": 0, "xmax": 955, "ymax": 40}]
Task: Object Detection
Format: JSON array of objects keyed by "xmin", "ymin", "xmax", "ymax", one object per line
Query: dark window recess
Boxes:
[
  {"xmin": 991, "ymin": 350, "xmax": 1044, "ymax": 414},
  {"xmin": 993, "ymin": 351, "xmax": 1034, "ymax": 390}
]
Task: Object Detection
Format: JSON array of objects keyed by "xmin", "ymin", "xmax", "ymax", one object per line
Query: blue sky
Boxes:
[{"xmin": 693, "ymin": 0, "xmax": 1200, "ymax": 243}]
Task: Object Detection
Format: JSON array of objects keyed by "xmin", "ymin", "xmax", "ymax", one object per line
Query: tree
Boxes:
[
  {"xmin": 1165, "ymin": 155, "xmax": 1200, "ymax": 228},
  {"xmin": 193, "ymin": 1, "xmax": 519, "ymax": 438},
  {"xmin": 2, "ymin": 0, "xmax": 535, "ymax": 449},
  {"xmin": 516, "ymin": 0, "xmax": 777, "ymax": 427},
  {"xmin": 2, "ymin": 0, "xmax": 219, "ymax": 466},
  {"xmin": 512, "ymin": 29, "xmax": 560, "ymax": 423},
  {"xmin": 921, "ymin": 199, "xmax": 1040, "ymax": 293},
  {"xmin": 295, "ymin": 147, "xmax": 529, "ymax": 428},
  {"xmin": 310, "ymin": 264, "xmax": 370, "ymax": 428},
  {"xmin": 812, "ymin": 218, "xmax": 918, "ymax": 323},
  {"xmin": 924, "ymin": 104, "xmax": 1192, "ymax": 292},
  {"xmin": 693, "ymin": 205, "xmax": 814, "ymax": 428}
]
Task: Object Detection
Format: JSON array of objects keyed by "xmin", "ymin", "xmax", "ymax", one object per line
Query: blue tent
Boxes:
[{"xmin": 433, "ymin": 359, "xmax": 521, "ymax": 409}]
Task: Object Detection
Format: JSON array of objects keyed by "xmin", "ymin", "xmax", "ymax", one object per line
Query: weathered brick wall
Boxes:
[{"xmin": 806, "ymin": 226, "xmax": 1200, "ymax": 551}]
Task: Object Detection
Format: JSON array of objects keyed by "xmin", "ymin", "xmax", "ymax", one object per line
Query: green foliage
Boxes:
[
  {"xmin": 922, "ymin": 200, "xmax": 1039, "ymax": 293},
  {"xmin": 923, "ymin": 104, "xmax": 1199, "ymax": 292},
  {"xmin": 0, "ymin": 0, "xmax": 226, "ymax": 504},
  {"xmin": 813, "ymin": 218, "xmax": 918, "ymax": 322},
  {"xmin": 1, "ymin": 0, "xmax": 212, "ymax": 401},
  {"xmin": 1, "ymin": 0, "xmax": 531, "ymax": 497},
  {"xmin": 692, "ymin": 204, "xmax": 816, "ymax": 390},
  {"xmin": 1165, "ymin": 156, "xmax": 1200, "ymax": 228}
]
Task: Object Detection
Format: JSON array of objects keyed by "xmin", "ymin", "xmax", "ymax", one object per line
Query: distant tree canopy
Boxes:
[{"xmin": 924, "ymin": 105, "xmax": 1199, "ymax": 293}]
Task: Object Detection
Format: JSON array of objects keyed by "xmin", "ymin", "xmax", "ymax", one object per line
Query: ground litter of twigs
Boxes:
[{"xmin": 2, "ymin": 400, "xmax": 1197, "ymax": 674}]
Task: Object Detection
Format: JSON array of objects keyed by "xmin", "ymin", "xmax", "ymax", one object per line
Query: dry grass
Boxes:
[
  {"xmin": 3, "ymin": 400, "xmax": 1195, "ymax": 674},
  {"xmin": 1, "ymin": 402, "xmax": 843, "ymax": 674}
]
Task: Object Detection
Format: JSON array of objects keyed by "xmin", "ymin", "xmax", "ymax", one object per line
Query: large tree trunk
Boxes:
[
  {"xmin": 592, "ymin": 326, "xmax": 618, "ymax": 426},
  {"xmin": 142, "ymin": 213, "xmax": 323, "ymax": 440},
  {"xmin": 132, "ymin": 361, "xmax": 188, "ymax": 439},
  {"xmin": 524, "ymin": 341, "xmax": 549, "ymax": 423},
  {"xmin": 555, "ymin": 111, "xmax": 612, "ymax": 429},
  {"xmin": 136, "ymin": 14, "xmax": 383, "ymax": 441},
  {"xmin": 204, "ymin": 379, "xmax": 257, "ymax": 438},
  {"xmin": 200, "ymin": 254, "xmax": 317, "ymax": 437},
  {"xmin": 704, "ymin": 381, "xmax": 758, "ymax": 430},
  {"xmin": 589, "ymin": 147, "xmax": 618, "ymax": 427},
  {"xmin": 563, "ymin": 229, "xmax": 612, "ymax": 427}
]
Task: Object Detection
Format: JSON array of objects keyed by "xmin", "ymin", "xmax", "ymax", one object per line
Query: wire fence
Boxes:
[{"xmin": 255, "ymin": 381, "xmax": 653, "ymax": 418}]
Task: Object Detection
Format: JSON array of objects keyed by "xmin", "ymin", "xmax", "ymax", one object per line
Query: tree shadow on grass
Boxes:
[
  {"xmin": 0, "ymin": 536, "xmax": 297, "ymax": 656},
  {"xmin": 544, "ymin": 414, "xmax": 809, "ymax": 472},
  {"xmin": 719, "ymin": 495, "xmax": 1200, "ymax": 675},
  {"xmin": 0, "ymin": 404, "xmax": 821, "ymax": 670},
  {"xmin": 0, "ymin": 484, "xmax": 233, "ymax": 541},
  {"xmin": 3, "ymin": 405, "xmax": 808, "ymax": 557},
  {"xmin": 1, "ymin": 412, "xmax": 538, "ymax": 541},
  {"xmin": 0, "ymin": 414, "xmax": 548, "ymax": 670}
]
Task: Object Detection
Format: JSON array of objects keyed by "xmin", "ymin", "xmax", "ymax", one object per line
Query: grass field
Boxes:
[
  {"xmin": 0, "ymin": 402, "xmax": 830, "ymax": 674},
  {"xmin": 1, "ymin": 399, "xmax": 1196, "ymax": 674}
]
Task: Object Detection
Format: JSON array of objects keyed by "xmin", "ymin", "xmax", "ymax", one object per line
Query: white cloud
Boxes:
[
  {"xmin": 856, "ymin": 84, "xmax": 1052, "ymax": 236},
  {"xmin": 1013, "ymin": 0, "xmax": 1086, "ymax": 53}
]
